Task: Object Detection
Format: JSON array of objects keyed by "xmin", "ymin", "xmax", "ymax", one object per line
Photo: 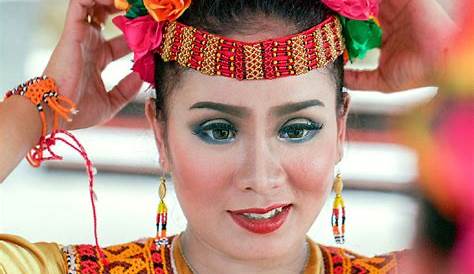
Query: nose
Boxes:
[{"xmin": 234, "ymin": 132, "xmax": 286, "ymax": 194}]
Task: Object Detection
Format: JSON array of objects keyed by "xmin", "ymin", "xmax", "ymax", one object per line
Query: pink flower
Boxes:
[
  {"xmin": 321, "ymin": 0, "xmax": 379, "ymax": 20},
  {"xmin": 113, "ymin": 15, "xmax": 165, "ymax": 84},
  {"xmin": 132, "ymin": 52, "xmax": 156, "ymax": 85}
]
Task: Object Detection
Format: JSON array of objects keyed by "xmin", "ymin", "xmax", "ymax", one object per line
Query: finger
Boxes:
[
  {"xmin": 64, "ymin": 0, "xmax": 115, "ymax": 36},
  {"xmin": 65, "ymin": 0, "xmax": 96, "ymax": 30},
  {"xmin": 106, "ymin": 35, "xmax": 131, "ymax": 62},
  {"xmin": 108, "ymin": 72, "xmax": 143, "ymax": 112},
  {"xmin": 344, "ymin": 69, "xmax": 386, "ymax": 91}
]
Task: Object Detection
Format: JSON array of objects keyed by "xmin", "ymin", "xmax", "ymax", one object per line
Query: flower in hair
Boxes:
[
  {"xmin": 115, "ymin": 0, "xmax": 130, "ymax": 11},
  {"xmin": 321, "ymin": 0, "xmax": 382, "ymax": 61},
  {"xmin": 113, "ymin": 15, "xmax": 164, "ymax": 84},
  {"xmin": 144, "ymin": 0, "xmax": 192, "ymax": 22},
  {"xmin": 113, "ymin": 0, "xmax": 191, "ymax": 84},
  {"xmin": 321, "ymin": 0, "xmax": 379, "ymax": 20}
]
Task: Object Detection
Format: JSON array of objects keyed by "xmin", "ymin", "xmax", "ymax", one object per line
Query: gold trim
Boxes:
[
  {"xmin": 313, "ymin": 28, "xmax": 327, "ymax": 68},
  {"xmin": 161, "ymin": 22, "xmax": 177, "ymax": 61},
  {"xmin": 291, "ymin": 35, "xmax": 310, "ymax": 75},
  {"xmin": 177, "ymin": 27, "xmax": 196, "ymax": 67},
  {"xmin": 200, "ymin": 35, "xmax": 220, "ymax": 76},
  {"xmin": 324, "ymin": 24, "xmax": 338, "ymax": 61},
  {"xmin": 244, "ymin": 44, "xmax": 264, "ymax": 80}
]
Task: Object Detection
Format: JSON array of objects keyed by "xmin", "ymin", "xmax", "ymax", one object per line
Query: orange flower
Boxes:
[
  {"xmin": 143, "ymin": 0, "xmax": 191, "ymax": 22},
  {"xmin": 114, "ymin": 0, "xmax": 130, "ymax": 11}
]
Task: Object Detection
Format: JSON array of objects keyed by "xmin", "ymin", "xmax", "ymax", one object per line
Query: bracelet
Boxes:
[
  {"xmin": 3, "ymin": 76, "xmax": 107, "ymax": 264},
  {"xmin": 5, "ymin": 76, "xmax": 77, "ymax": 137}
]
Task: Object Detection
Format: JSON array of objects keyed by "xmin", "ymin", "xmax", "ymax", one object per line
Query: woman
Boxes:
[{"xmin": 0, "ymin": 0, "xmax": 454, "ymax": 273}]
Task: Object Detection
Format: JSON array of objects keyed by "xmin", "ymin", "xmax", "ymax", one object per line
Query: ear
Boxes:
[
  {"xmin": 336, "ymin": 92, "xmax": 351, "ymax": 164},
  {"xmin": 145, "ymin": 97, "xmax": 171, "ymax": 173}
]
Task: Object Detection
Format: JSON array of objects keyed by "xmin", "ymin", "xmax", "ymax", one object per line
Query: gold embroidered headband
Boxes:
[
  {"xmin": 158, "ymin": 16, "xmax": 344, "ymax": 80},
  {"xmin": 113, "ymin": 0, "xmax": 382, "ymax": 84}
]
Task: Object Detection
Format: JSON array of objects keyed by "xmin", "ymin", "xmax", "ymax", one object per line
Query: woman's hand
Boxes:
[
  {"xmin": 44, "ymin": 0, "xmax": 142, "ymax": 131},
  {"xmin": 344, "ymin": 0, "xmax": 456, "ymax": 92}
]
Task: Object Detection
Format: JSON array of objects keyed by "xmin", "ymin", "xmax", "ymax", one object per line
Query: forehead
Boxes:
[{"xmin": 172, "ymin": 68, "xmax": 337, "ymax": 110}]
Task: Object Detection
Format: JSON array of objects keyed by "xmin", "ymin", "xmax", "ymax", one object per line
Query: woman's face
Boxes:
[{"xmin": 146, "ymin": 64, "xmax": 348, "ymax": 260}]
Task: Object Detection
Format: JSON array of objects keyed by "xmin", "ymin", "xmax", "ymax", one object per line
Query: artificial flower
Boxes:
[
  {"xmin": 114, "ymin": 0, "xmax": 130, "ymax": 11},
  {"xmin": 322, "ymin": 0, "xmax": 379, "ymax": 20},
  {"xmin": 339, "ymin": 16, "xmax": 382, "ymax": 60},
  {"xmin": 113, "ymin": 15, "xmax": 164, "ymax": 84},
  {"xmin": 143, "ymin": 0, "xmax": 192, "ymax": 22}
]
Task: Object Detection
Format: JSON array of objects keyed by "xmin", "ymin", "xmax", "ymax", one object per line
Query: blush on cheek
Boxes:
[
  {"xmin": 285, "ymin": 139, "xmax": 337, "ymax": 195},
  {"xmin": 167, "ymin": 128, "xmax": 236, "ymax": 217}
]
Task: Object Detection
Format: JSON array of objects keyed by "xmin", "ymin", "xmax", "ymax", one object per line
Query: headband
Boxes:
[{"xmin": 113, "ymin": 0, "xmax": 382, "ymax": 85}]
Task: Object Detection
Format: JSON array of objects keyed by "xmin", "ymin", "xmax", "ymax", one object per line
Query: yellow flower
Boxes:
[
  {"xmin": 143, "ymin": 0, "xmax": 192, "ymax": 22},
  {"xmin": 115, "ymin": 0, "xmax": 130, "ymax": 11}
]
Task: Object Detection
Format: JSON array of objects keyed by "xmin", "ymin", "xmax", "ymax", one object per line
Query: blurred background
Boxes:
[{"xmin": 0, "ymin": 0, "xmax": 456, "ymax": 256}]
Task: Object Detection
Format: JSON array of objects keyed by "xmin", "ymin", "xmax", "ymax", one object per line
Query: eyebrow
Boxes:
[
  {"xmin": 271, "ymin": 99, "xmax": 325, "ymax": 116},
  {"xmin": 189, "ymin": 101, "xmax": 249, "ymax": 118},
  {"xmin": 189, "ymin": 99, "xmax": 325, "ymax": 117}
]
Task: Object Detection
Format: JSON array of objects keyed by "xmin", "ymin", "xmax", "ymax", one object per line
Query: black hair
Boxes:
[{"xmin": 154, "ymin": 0, "xmax": 345, "ymax": 122}]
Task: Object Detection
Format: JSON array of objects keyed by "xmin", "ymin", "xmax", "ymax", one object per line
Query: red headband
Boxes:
[
  {"xmin": 114, "ymin": 15, "xmax": 345, "ymax": 84},
  {"xmin": 114, "ymin": 0, "xmax": 382, "ymax": 85},
  {"xmin": 158, "ymin": 16, "xmax": 345, "ymax": 80}
]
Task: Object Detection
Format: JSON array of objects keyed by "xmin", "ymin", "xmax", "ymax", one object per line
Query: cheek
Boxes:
[
  {"xmin": 166, "ymin": 122, "xmax": 235, "ymax": 213},
  {"xmin": 283, "ymin": 123, "xmax": 338, "ymax": 198}
]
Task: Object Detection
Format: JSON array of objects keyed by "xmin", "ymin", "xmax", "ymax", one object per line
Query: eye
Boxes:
[
  {"xmin": 278, "ymin": 118, "xmax": 323, "ymax": 143},
  {"xmin": 192, "ymin": 119, "xmax": 238, "ymax": 144}
]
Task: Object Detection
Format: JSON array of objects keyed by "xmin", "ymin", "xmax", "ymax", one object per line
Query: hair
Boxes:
[{"xmin": 154, "ymin": 0, "xmax": 345, "ymax": 122}]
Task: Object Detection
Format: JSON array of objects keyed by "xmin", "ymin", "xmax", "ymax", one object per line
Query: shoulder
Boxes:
[
  {"xmin": 62, "ymin": 236, "xmax": 175, "ymax": 274},
  {"xmin": 316, "ymin": 243, "xmax": 410, "ymax": 274},
  {"xmin": 0, "ymin": 234, "xmax": 66, "ymax": 274}
]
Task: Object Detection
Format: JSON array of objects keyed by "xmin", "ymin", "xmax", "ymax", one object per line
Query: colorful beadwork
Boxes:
[
  {"xmin": 319, "ymin": 244, "xmax": 408, "ymax": 274},
  {"xmin": 156, "ymin": 176, "xmax": 170, "ymax": 273},
  {"xmin": 62, "ymin": 236, "xmax": 407, "ymax": 274},
  {"xmin": 158, "ymin": 16, "xmax": 345, "ymax": 80},
  {"xmin": 4, "ymin": 76, "xmax": 77, "ymax": 167},
  {"xmin": 62, "ymin": 237, "xmax": 174, "ymax": 274},
  {"xmin": 331, "ymin": 173, "xmax": 346, "ymax": 244}
]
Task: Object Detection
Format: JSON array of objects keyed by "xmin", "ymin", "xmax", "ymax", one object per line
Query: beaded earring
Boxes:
[
  {"xmin": 153, "ymin": 165, "xmax": 172, "ymax": 273},
  {"xmin": 156, "ymin": 175, "xmax": 168, "ymax": 243},
  {"xmin": 331, "ymin": 172, "xmax": 346, "ymax": 244}
]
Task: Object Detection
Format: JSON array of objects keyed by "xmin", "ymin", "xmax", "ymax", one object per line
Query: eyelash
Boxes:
[
  {"xmin": 192, "ymin": 119, "xmax": 238, "ymax": 144},
  {"xmin": 192, "ymin": 118, "xmax": 323, "ymax": 144},
  {"xmin": 277, "ymin": 119, "xmax": 323, "ymax": 143}
]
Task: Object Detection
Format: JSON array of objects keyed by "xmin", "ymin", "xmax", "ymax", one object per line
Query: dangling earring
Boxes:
[
  {"xmin": 156, "ymin": 175, "xmax": 168, "ymax": 243},
  {"xmin": 331, "ymin": 172, "xmax": 346, "ymax": 244}
]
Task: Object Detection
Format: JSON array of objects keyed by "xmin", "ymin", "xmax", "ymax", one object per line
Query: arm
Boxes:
[{"xmin": 0, "ymin": 96, "xmax": 43, "ymax": 182}]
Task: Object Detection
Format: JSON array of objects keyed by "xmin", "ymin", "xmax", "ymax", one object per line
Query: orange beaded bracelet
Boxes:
[{"xmin": 4, "ymin": 76, "xmax": 77, "ymax": 167}]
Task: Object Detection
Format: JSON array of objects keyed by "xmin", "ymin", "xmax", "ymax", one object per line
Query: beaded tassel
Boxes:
[
  {"xmin": 156, "ymin": 176, "xmax": 170, "ymax": 274},
  {"xmin": 156, "ymin": 176, "xmax": 168, "ymax": 240},
  {"xmin": 331, "ymin": 173, "xmax": 346, "ymax": 244}
]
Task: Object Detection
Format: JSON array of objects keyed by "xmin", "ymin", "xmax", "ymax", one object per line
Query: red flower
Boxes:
[
  {"xmin": 113, "ymin": 15, "xmax": 164, "ymax": 84},
  {"xmin": 322, "ymin": 0, "xmax": 379, "ymax": 20}
]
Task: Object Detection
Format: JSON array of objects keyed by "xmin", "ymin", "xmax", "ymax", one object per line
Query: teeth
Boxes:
[{"xmin": 242, "ymin": 207, "xmax": 284, "ymax": 220}]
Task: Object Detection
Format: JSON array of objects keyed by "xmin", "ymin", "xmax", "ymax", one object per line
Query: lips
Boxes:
[{"xmin": 228, "ymin": 204, "xmax": 292, "ymax": 234}]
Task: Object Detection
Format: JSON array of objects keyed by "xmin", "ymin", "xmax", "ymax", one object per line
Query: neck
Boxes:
[{"xmin": 178, "ymin": 228, "xmax": 310, "ymax": 274}]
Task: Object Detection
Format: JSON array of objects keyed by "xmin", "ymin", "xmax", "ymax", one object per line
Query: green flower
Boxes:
[
  {"xmin": 125, "ymin": 0, "xmax": 149, "ymax": 19},
  {"xmin": 340, "ymin": 16, "xmax": 383, "ymax": 61}
]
